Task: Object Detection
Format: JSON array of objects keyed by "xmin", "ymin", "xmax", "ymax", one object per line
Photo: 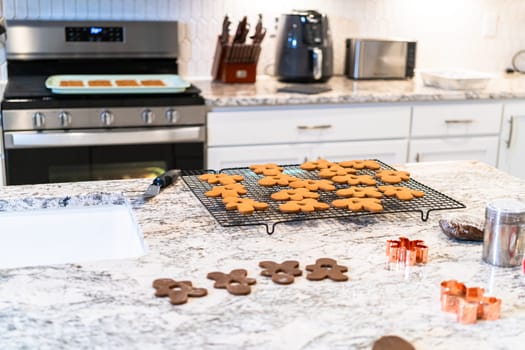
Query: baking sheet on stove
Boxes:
[{"xmin": 45, "ymin": 74, "xmax": 191, "ymax": 94}]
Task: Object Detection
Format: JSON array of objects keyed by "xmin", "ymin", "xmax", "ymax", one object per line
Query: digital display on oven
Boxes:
[{"xmin": 65, "ymin": 26, "xmax": 124, "ymax": 42}]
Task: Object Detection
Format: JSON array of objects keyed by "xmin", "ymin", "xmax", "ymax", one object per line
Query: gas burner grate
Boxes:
[{"xmin": 182, "ymin": 160, "xmax": 465, "ymax": 235}]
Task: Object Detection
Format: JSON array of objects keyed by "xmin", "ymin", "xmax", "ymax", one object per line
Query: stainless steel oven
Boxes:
[{"xmin": 1, "ymin": 20, "xmax": 206, "ymax": 185}]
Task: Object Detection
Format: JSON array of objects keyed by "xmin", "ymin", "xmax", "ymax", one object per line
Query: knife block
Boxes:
[{"xmin": 211, "ymin": 37, "xmax": 260, "ymax": 84}]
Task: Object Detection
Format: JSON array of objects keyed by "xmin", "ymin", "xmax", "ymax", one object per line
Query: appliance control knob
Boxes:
[
  {"xmin": 141, "ymin": 109, "xmax": 155, "ymax": 124},
  {"xmin": 32, "ymin": 112, "xmax": 46, "ymax": 128},
  {"xmin": 100, "ymin": 110, "xmax": 114, "ymax": 126},
  {"xmin": 58, "ymin": 111, "xmax": 72, "ymax": 127},
  {"xmin": 165, "ymin": 109, "xmax": 180, "ymax": 124}
]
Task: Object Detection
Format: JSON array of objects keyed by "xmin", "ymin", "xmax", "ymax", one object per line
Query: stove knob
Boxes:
[
  {"xmin": 165, "ymin": 109, "xmax": 180, "ymax": 124},
  {"xmin": 58, "ymin": 111, "xmax": 72, "ymax": 127},
  {"xmin": 100, "ymin": 110, "xmax": 114, "ymax": 126},
  {"xmin": 141, "ymin": 109, "xmax": 155, "ymax": 124},
  {"xmin": 32, "ymin": 112, "xmax": 46, "ymax": 129}
]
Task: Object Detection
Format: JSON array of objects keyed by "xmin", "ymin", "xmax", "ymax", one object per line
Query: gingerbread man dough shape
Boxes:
[
  {"xmin": 259, "ymin": 260, "xmax": 303, "ymax": 284},
  {"xmin": 152, "ymin": 278, "xmax": 208, "ymax": 305},
  {"xmin": 207, "ymin": 269, "xmax": 257, "ymax": 295},
  {"xmin": 305, "ymin": 258, "xmax": 348, "ymax": 281}
]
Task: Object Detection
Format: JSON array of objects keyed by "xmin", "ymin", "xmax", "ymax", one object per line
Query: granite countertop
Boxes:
[
  {"xmin": 1, "ymin": 161, "xmax": 525, "ymax": 349},
  {"xmin": 197, "ymin": 74, "xmax": 525, "ymax": 107}
]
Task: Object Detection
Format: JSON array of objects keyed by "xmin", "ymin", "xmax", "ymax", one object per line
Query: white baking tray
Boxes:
[
  {"xmin": 418, "ymin": 69, "xmax": 493, "ymax": 90},
  {"xmin": 45, "ymin": 74, "xmax": 191, "ymax": 94}
]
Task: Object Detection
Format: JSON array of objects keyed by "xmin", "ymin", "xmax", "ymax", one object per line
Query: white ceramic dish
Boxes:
[
  {"xmin": 418, "ymin": 69, "xmax": 493, "ymax": 90},
  {"xmin": 45, "ymin": 74, "xmax": 191, "ymax": 94}
]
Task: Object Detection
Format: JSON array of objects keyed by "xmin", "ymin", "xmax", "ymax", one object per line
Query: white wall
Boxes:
[{"xmin": 2, "ymin": 0, "xmax": 525, "ymax": 79}]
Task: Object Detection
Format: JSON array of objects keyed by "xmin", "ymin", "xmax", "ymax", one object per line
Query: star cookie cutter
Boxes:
[
  {"xmin": 386, "ymin": 237, "xmax": 428, "ymax": 266},
  {"xmin": 440, "ymin": 280, "xmax": 501, "ymax": 324}
]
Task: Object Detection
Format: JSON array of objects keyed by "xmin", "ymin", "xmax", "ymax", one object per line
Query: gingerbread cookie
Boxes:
[
  {"xmin": 199, "ymin": 173, "xmax": 244, "ymax": 185},
  {"xmin": 318, "ymin": 165, "xmax": 357, "ymax": 179},
  {"xmin": 305, "ymin": 258, "xmax": 348, "ymax": 281},
  {"xmin": 205, "ymin": 183, "xmax": 247, "ymax": 198},
  {"xmin": 372, "ymin": 335, "xmax": 415, "ymax": 350},
  {"xmin": 249, "ymin": 163, "xmax": 283, "ymax": 176},
  {"xmin": 207, "ymin": 269, "xmax": 256, "ymax": 295},
  {"xmin": 222, "ymin": 197, "xmax": 269, "ymax": 214},
  {"xmin": 375, "ymin": 170, "xmax": 410, "ymax": 184},
  {"xmin": 332, "ymin": 198, "xmax": 383, "ymax": 212},
  {"xmin": 258, "ymin": 173, "xmax": 299, "ymax": 187},
  {"xmin": 300, "ymin": 159, "xmax": 336, "ymax": 171},
  {"xmin": 338, "ymin": 159, "xmax": 381, "ymax": 170},
  {"xmin": 336, "ymin": 186, "xmax": 383, "ymax": 199},
  {"xmin": 152, "ymin": 278, "xmax": 208, "ymax": 305},
  {"xmin": 279, "ymin": 198, "xmax": 330, "ymax": 213},
  {"xmin": 259, "ymin": 260, "xmax": 302, "ymax": 285},
  {"xmin": 331, "ymin": 174, "xmax": 377, "ymax": 186},
  {"xmin": 271, "ymin": 188, "xmax": 320, "ymax": 201},
  {"xmin": 378, "ymin": 185, "xmax": 425, "ymax": 200},
  {"xmin": 289, "ymin": 179, "xmax": 336, "ymax": 192}
]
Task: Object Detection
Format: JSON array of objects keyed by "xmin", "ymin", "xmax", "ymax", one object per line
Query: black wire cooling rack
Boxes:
[{"xmin": 182, "ymin": 160, "xmax": 466, "ymax": 234}]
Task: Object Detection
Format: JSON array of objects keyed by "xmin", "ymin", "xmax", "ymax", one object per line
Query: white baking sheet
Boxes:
[
  {"xmin": 0, "ymin": 204, "xmax": 147, "ymax": 269},
  {"xmin": 45, "ymin": 74, "xmax": 191, "ymax": 94}
]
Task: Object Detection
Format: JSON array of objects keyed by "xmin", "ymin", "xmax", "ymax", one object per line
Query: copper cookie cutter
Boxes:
[
  {"xmin": 440, "ymin": 280, "xmax": 501, "ymax": 324},
  {"xmin": 386, "ymin": 237, "xmax": 428, "ymax": 266}
]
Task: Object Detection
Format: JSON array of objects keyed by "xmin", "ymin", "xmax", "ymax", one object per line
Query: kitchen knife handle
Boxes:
[{"xmin": 152, "ymin": 169, "xmax": 181, "ymax": 188}]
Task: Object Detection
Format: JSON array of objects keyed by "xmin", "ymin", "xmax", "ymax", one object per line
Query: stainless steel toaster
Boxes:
[{"xmin": 345, "ymin": 38, "xmax": 416, "ymax": 80}]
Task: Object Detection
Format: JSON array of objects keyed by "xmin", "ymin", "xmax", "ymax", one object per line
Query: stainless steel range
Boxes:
[{"xmin": 0, "ymin": 20, "xmax": 206, "ymax": 185}]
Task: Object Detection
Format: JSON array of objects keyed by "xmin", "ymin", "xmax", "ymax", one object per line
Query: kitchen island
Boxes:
[{"xmin": 0, "ymin": 160, "xmax": 524, "ymax": 349}]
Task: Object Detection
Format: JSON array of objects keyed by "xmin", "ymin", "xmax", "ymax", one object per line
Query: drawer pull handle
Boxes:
[
  {"xmin": 297, "ymin": 124, "xmax": 332, "ymax": 130},
  {"xmin": 506, "ymin": 116, "xmax": 514, "ymax": 148},
  {"xmin": 444, "ymin": 119, "xmax": 474, "ymax": 124}
]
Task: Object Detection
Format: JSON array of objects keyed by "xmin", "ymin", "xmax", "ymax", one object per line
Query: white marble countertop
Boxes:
[
  {"xmin": 197, "ymin": 74, "xmax": 525, "ymax": 107},
  {"xmin": 1, "ymin": 161, "xmax": 525, "ymax": 349}
]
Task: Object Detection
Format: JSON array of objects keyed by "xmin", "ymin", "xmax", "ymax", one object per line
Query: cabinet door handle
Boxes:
[
  {"xmin": 297, "ymin": 124, "xmax": 332, "ymax": 130},
  {"xmin": 506, "ymin": 116, "xmax": 515, "ymax": 148},
  {"xmin": 444, "ymin": 119, "xmax": 474, "ymax": 124},
  {"xmin": 415, "ymin": 153, "xmax": 421, "ymax": 162}
]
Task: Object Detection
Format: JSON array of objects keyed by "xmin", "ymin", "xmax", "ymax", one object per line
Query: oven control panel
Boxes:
[
  {"xmin": 66, "ymin": 26, "xmax": 124, "ymax": 42},
  {"xmin": 1, "ymin": 106, "xmax": 206, "ymax": 131}
]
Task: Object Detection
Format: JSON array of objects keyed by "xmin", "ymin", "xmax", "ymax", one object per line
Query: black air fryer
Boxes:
[{"xmin": 275, "ymin": 10, "xmax": 333, "ymax": 83}]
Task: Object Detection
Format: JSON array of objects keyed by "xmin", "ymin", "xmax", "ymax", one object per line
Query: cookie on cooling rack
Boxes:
[
  {"xmin": 378, "ymin": 185, "xmax": 425, "ymax": 200},
  {"xmin": 199, "ymin": 173, "xmax": 244, "ymax": 185},
  {"xmin": 331, "ymin": 174, "xmax": 377, "ymax": 186},
  {"xmin": 249, "ymin": 163, "xmax": 283, "ymax": 176},
  {"xmin": 300, "ymin": 159, "xmax": 336, "ymax": 171},
  {"xmin": 271, "ymin": 188, "xmax": 320, "ymax": 201},
  {"xmin": 258, "ymin": 173, "xmax": 299, "ymax": 187},
  {"xmin": 289, "ymin": 179, "xmax": 336, "ymax": 192},
  {"xmin": 222, "ymin": 197, "xmax": 269, "ymax": 215},
  {"xmin": 318, "ymin": 165, "xmax": 357, "ymax": 179},
  {"xmin": 279, "ymin": 199, "xmax": 330, "ymax": 213},
  {"xmin": 338, "ymin": 159, "xmax": 381, "ymax": 170},
  {"xmin": 332, "ymin": 198, "xmax": 383, "ymax": 213},
  {"xmin": 375, "ymin": 170, "xmax": 410, "ymax": 184},
  {"xmin": 335, "ymin": 186, "xmax": 383, "ymax": 199},
  {"xmin": 205, "ymin": 184, "xmax": 247, "ymax": 198}
]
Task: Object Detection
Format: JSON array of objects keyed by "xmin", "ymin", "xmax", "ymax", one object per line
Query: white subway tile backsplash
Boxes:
[{"xmin": 1, "ymin": 0, "xmax": 525, "ymax": 79}]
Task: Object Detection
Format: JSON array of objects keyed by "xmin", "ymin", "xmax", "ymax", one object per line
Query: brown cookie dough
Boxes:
[
  {"xmin": 305, "ymin": 258, "xmax": 348, "ymax": 281},
  {"xmin": 372, "ymin": 335, "xmax": 415, "ymax": 350},
  {"xmin": 332, "ymin": 198, "xmax": 383, "ymax": 212},
  {"xmin": 378, "ymin": 185, "xmax": 425, "ymax": 201},
  {"xmin": 152, "ymin": 278, "xmax": 208, "ymax": 305},
  {"xmin": 249, "ymin": 163, "xmax": 283, "ymax": 176},
  {"xmin": 207, "ymin": 269, "xmax": 256, "ymax": 295},
  {"xmin": 259, "ymin": 260, "xmax": 302, "ymax": 284},
  {"xmin": 279, "ymin": 198, "xmax": 330, "ymax": 213},
  {"xmin": 222, "ymin": 197, "xmax": 269, "ymax": 214},
  {"xmin": 271, "ymin": 188, "xmax": 320, "ymax": 201},
  {"xmin": 375, "ymin": 170, "xmax": 410, "ymax": 184},
  {"xmin": 335, "ymin": 186, "xmax": 383, "ymax": 198}
]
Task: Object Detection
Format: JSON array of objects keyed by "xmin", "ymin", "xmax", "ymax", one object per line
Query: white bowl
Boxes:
[{"xmin": 418, "ymin": 69, "xmax": 494, "ymax": 90}]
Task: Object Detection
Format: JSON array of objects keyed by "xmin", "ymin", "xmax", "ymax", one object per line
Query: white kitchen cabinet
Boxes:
[
  {"xmin": 409, "ymin": 102, "xmax": 503, "ymax": 166},
  {"xmin": 207, "ymin": 104, "xmax": 411, "ymax": 169},
  {"xmin": 498, "ymin": 102, "xmax": 525, "ymax": 179}
]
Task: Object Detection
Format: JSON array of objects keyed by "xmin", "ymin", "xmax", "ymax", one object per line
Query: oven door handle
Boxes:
[{"xmin": 3, "ymin": 127, "xmax": 205, "ymax": 149}]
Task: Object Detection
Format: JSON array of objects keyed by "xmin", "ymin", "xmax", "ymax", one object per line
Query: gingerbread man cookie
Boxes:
[
  {"xmin": 199, "ymin": 173, "xmax": 244, "ymax": 185},
  {"xmin": 258, "ymin": 173, "xmax": 299, "ymax": 187},
  {"xmin": 378, "ymin": 185, "xmax": 425, "ymax": 200},
  {"xmin": 300, "ymin": 158, "xmax": 336, "ymax": 171},
  {"xmin": 222, "ymin": 197, "xmax": 269, "ymax": 214},
  {"xmin": 259, "ymin": 260, "xmax": 302, "ymax": 285},
  {"xmin": 205, "ymin": 183, "xmax": 247, "ymax": 198},
  {"xmin": 289, "ymin": 179, "xmax": 336, "ymax": 192},
  {"xmin": 249, "ymin": 163, "xmax": 283, "ymax": 176},
  {"xmin": 335, "ymin": 186, "xmax": 383, "ymax": 199},
  {"xmin": 331, "ymin": 174, "xmax": 377, "ymax": 186},
  {"xmin": 332, "ymin": 198, "xmax": 383, "ymax": 212},
  {"xmin": 338, "ymin": 159, "xmax": 381, "ymax": 170},
  {"xmin": 305, "ymin": 258, "xmax": 348, "ymax": 281},
  {"xmin": 318, "ymin": 165, "xmax": 357, "ymax": 179},
  {"xmin": 207, "ymin": 269, "xmax": 256, "ymax": 295},
  {"xmin": 375, "ymin": 170, "xmax": 410, "ymax": 184},
  {"xmin": 270, "ymin": 188, "xmax": 320, "ymax": 201},
  {"xmin": 279, "ymin": 198, "xmax": 330, "ymax": 213},
  {"xmin": 152, "ymin": 278, "xmax": 208, "ymax": 305}
]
